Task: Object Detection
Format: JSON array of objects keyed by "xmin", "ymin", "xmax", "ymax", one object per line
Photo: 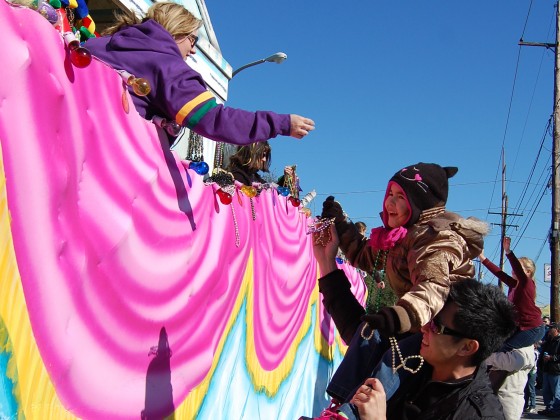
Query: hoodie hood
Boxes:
[{"xmin": 107, "ymin": 19, "xmax": 182, "ymax": 57}]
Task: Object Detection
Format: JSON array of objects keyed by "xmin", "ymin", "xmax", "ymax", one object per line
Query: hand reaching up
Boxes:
[
  {"xmin": 312, "ymin": 224, "xmax": 339, "ymax": 276},
  {"xmin": 503, "ymin": 236, "xmax": 511, "ymax": 254}
]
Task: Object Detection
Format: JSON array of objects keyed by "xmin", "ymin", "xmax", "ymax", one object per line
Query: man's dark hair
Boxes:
[{"xmin": 448, "ymin": 279, "xmax": 517, "ymax": 365}]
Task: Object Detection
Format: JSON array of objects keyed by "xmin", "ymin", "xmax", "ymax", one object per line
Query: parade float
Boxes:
[{"xmin": 0, "ymin": 1, "xmax": 368, "ymax": 418}]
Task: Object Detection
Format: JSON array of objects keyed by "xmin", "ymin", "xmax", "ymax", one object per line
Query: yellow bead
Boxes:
[
  {"xmin": 129, "ymin": 77, "xmax": 151, "ymax": 96},
  {"xmin": 240, "ymin": 185, "xmax": 257, "ymax": 198}
]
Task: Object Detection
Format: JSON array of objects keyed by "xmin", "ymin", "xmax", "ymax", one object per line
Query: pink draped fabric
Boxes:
[{"xmin": 0, "ymin": 2, "xmax": 366, "ymax": 418}]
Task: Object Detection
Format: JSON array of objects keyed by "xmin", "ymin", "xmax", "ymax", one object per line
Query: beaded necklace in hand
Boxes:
[
  {"xmin": 307, "ymin": 217, "xmax": 335, "ymax": 247},
  {"xmin": 360, "ymin": 251, "xmax": 425, "ymax": 374}
]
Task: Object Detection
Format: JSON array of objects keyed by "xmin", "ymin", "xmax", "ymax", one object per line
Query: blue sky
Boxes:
[{"xmin": 207, "ymin": 1, "xmax": 555, "ymax": 307}]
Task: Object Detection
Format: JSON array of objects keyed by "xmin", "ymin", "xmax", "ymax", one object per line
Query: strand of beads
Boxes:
[
  {"xmin": 365, "ymin": 251, "xmax": 382, "ymax": 314},
  {"xmin": 360, "ymin": 252, "xmax": 378, "ymax": 340},
  {"xmin": 230, "ymin": 205, "xmax": 240, "ymax": 247},
  {"xmin": 213, "ymin": 142, "xmax": 224, "ymax": 169},
  {"xmin": 390, "ymin": 336, "xmax": 424, "ymax": 374},
  {"xmin": 360, "ymin": 323, "xmax": 375, "ymax": 341},
  {"xmin": 307, "ymin": 217, "xmax": 335, "ymax": 247},
  {"xmin": 186, "ymin": 131, "xmax": 209, "ymax": 175},
  {"xmin": 250, "ymin": 198, "xmax": 256, "ymax": 221}
]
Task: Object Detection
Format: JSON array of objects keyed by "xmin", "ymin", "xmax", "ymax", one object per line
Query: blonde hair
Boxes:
[
  {"xmin": 519, "ymin": 257, "xmax": 536, "ymax": 279},
  {"xmin": 103, "ymin": 2, "xmax": 202, "ymax": 39}
]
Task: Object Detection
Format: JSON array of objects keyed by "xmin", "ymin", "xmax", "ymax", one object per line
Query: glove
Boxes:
[
  {"xmin": 361, "ymin": 307, "xmax": 400, "ymax": 337},
  {"xmin": 321, "ymin": 196, "xmax": 346, "ymax": 224}
]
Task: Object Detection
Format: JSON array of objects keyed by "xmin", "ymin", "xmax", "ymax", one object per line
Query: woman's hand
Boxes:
[
  {"xmin": 289, "ymin": 114, "xmax": 315, "ymax": 139},
  {"xmin": 478, "ymin": 249, "xmax": 486, "ymax": 262},
  {"xmin": 351, "ymin": 378, "xmax": 387, "ymax": 420},
  {"xmin": 312, "ymin": 224, "xmax": 339, "ymax": 276},
  {"xmin": 503, "ymin": 236, "xmax": 511, "ymax": 254}
]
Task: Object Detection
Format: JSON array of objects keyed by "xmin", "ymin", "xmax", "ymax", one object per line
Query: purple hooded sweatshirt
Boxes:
[{"xmin": 86, "ymin": 20, "xmax": 290, "ymax": 145}]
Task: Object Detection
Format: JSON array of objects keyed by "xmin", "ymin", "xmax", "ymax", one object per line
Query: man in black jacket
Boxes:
[
  {"xmin": 539, "ymin": 323, "xmax": 560, "ymax": 417},
  {"xmin": 349, "ymin": 280, "xmax": 516, "ymax": 420}
]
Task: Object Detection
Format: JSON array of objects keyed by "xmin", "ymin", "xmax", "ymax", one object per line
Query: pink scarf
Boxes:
[{"xmin": 368, "ymin": 226, "xmax": 408, "ymax": 250}]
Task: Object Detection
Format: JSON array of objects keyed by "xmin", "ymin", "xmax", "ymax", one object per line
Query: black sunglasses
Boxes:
[{"xmin": 428, "ymin": 317, "xmax": 470, "ymax": 339}]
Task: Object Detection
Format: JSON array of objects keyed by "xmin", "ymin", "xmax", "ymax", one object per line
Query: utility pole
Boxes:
[
  {"xmin": 489, "ymin": 150, "xmax": 520, "ymax": 291},
  {"xmin": 500, "ymin": 152, "xmax": 508, "ymax": 280},
  {"xmin": 553, "ymin": 1, "xmax": 560, "ymax": 323},
  {"xmin": 520, "ymin": 0, "xmax": 560, "ymax": 321}
]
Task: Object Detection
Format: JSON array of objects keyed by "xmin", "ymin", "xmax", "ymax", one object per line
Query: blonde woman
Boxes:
[
  {"xmin": 479, "ymin": 236, "xmax": 544, "ymax": 350},
  {"xmin": 86, "ymin": 2, "xmax": 314, "ymax": 145}
]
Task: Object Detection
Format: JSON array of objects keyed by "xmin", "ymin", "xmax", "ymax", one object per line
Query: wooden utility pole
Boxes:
[
  {"xmin": 500, "ymin": 152, "xmax": 507, "ymax": 288},
  {"xmin": 553, "ymin": 0, "xmax": 560, "ymax": 322},
  {"xmin": 489, "ymin": 150, "xmax": 520, "ymax": 291},
  {"xmin": 519, "ymin": 0, "xmax": 560, "ymax": 321}
]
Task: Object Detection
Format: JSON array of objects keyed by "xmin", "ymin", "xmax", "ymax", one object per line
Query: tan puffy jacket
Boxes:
[{"xmin": 337, "ymin": 207, "xmax": 488, "ymax": 333}]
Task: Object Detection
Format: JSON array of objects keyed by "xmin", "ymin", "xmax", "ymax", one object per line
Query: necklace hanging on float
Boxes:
[{"xmin": 186, "ymin": 131, "xmax": 209, "ymax": 175}]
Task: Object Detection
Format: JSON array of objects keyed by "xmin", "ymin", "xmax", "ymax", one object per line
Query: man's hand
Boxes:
[
  {"xmin": 351, "ymin": 378, "xmax": 387, "ymax": 420},
  {"xmin": 312, "ymin": 224, "xmax": 339, "ymax": 276},
  {"xmin": 289, "ymin": 115, "xmax": 315, "ymax": 139}
]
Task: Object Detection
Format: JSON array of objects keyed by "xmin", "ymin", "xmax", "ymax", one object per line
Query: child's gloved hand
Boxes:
[
  {"xmin": 321, "ymin": 196, "xmax": 346, "ymax": 224},
  {"xmin": 361, "ymin": 307, "xmax": 400, "ymax": 337}
]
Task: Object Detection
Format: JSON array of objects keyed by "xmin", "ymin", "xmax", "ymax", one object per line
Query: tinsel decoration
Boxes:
[
  {"xmin": 186, "ymin": 130, "xmax": 209, "ymax": 175},
  {"xmin": 186, "ymin": 130, "xmax": 204, "ymax": 162},
  {"xmin": 204, "ymin": 168, "xmax": 235, "ymax": 188}
]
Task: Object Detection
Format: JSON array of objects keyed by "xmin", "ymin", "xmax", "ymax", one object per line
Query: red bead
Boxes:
[
  {"xmin": 70, "ymin": 47, "xmax": 92, "ymax": 68},
  {"xmin": 289, "ymin": 197, "xmax": 301, "ymax": 207},
  {"xmin": 217, "ymin": 189, "xmax": 232, "ymax": 205}
]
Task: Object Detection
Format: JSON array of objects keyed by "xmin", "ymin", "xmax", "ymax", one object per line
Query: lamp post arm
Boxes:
[{"xmin": 231, "ymin": 59, "xmax": 266, "ymax": 78}]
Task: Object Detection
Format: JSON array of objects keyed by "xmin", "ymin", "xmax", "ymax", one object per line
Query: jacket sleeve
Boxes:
[
  {"xmin": 318, "ymin": 269, "xmax": 365, "ymax": 344},
  {"xmin": 482, "ymin": 256, "xmax": 518, "ymax": 289},
  {"xmin": 337, "ymin": 221, "xmax": 383, "ymax": 274},
  {"xmin": 191, "ymin": 106, "xmax": 291, "ymax": 145},
  {"xmin": 506, "ymin": 251, "xmax": 528, "ymax": 289},
  {"xmin": 164, "ymin": 64, "xmax": 291, "ymax": 145},
  {"xmin": 486, "ymin": 348, "xmax": 534, "ymax": 372},
  {"xmin": 397, "ymin": 229, "xmax": 467, "ymax": 331}
]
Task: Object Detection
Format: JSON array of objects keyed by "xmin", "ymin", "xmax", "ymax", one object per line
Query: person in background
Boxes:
[
  {"xmin": 86, "ymin": 2, "xmax": 315, "ymax": 146},
  {"xmin": 539, "ymin": 316, "xmax": 552, "ymax": 390},
  {"xmin": 479, "ymin": 237, "xmax": 544, "ymax": 350},
  {"xmin": 479, "ymin": 237, "xmax": 544, "ymax": 393},
  {"xmin": 316, "ymin": 162, "xmax": 488, "ymax": 408},
  {"xmin": 485, "ymin": 345, "xmax": 535, "ymax": 419},
  {"xmin": 539, "ymin": 323, "xmax": 560, "ymax": 417},
  {"xmin": 350, "ymin": 280, "xmax": 516, "ymax": 420},
  {"xmin": 355, "ymin": 221, "xmax": 367, "ymax": 236},
  {"xmin": 524, "ymin": 342, "xmax": 540, "ymax": 414},
  {"xmin": 227, "ymin": 142, "xmax": 271, "ymax": 185}
]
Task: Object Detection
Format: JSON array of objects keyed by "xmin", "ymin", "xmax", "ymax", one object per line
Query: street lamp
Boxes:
[{"xmin": 231, "ymin": 52, "xmax": 287, "ymax": 78}]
